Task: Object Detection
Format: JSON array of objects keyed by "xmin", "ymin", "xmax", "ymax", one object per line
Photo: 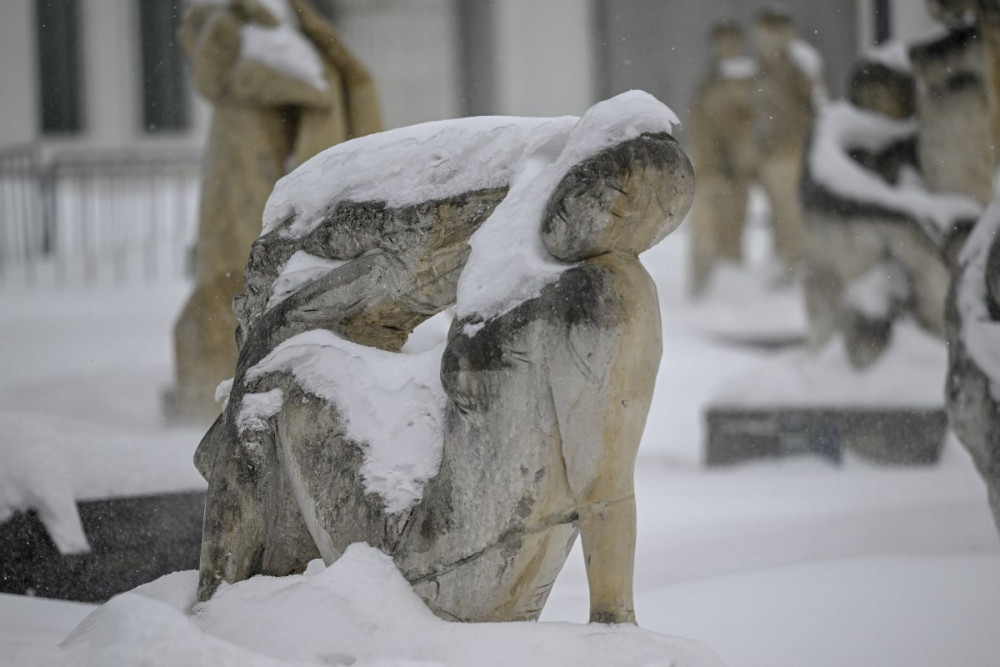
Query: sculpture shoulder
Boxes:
[{"xmin": 545, "ymin": 254, "xmax": 658, "ymax": 331}]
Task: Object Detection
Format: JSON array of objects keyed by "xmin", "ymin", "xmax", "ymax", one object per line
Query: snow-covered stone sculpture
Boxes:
[
  {"xmin": 751, "ymin": 8, "xmax": 825, "ymax": 282},
  {"xmin": 800, "ymin": 29, "xmax": 982, "ymax": 367},
  {"xmin": 688, "ymin": 21, "xmax": 757, "ymax": 295},
  {"xmin": 947, "ymin": 202, "xmax": 1000, "ymax": 533},
  {"xmin": 193, "ymin": 92, "xmax": 694, "ymax": 625},
  {"xmin": 170, "ymin": 0, "xmax": 381, "ymax": 424}
]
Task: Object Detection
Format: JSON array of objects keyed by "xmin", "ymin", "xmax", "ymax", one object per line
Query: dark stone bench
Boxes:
[
  {"xmin": 0, "ymin": 490, "xmax": 205, "ymax": 603},
  {"xmin": 705, "ymin": 407, "xmax": 947, "ymax": 466}
]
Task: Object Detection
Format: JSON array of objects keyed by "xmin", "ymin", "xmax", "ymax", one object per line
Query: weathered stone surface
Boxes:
[
  {"xmin": 688, "ymin": 21, "xmax": 756, "ymax": 294},
  {"xmin": 194, "ymin": 102, "xmax": 694, "ymax": 627},
  {"xmin": 170, "ymin": 0, "xmax": 381, "ymax": 424},
  {"xmin": 0, "ymin": 491, "xmax": 205, "ymax": 603},
  {"xmin": 946, "ymin": 203, "xmax": 1000, "ymax": 534}
]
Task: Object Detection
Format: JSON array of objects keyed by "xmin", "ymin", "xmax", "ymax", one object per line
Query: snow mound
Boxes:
[
  {"xmin": 712, "ymin": 321, "xmax": 946, "ymax": 408},
  {"xmin": 57, "ymin": 544, "xmax": 724, "ymax": 667},
  {"xmin": 247, "ymin": 331, "xmax": 448, "ymax": 514},
  {"xmin": 0, "ymin": 409, "xmax": 205, "ymax": 554},
  {"xmin": 809, "ymin": 101, "xmax": 981, "ymax": 243},
  {"xmin": 0, "ymin": 411, "xmax": 88, "ymax": 554}
]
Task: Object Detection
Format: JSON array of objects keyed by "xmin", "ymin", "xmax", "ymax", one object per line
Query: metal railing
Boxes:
[{"xmin": 0, "ymin": 145, "xmax": 201, "ymax": 286}]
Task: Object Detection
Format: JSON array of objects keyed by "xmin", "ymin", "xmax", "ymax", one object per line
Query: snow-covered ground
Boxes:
[{"xmin": 1, "ymin": 223, "xmax": 998, "ymax": 666}]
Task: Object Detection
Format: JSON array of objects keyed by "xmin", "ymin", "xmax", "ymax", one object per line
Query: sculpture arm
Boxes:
[
  {"xmin": 291, "ymin": 0, "xmax": 382, "ymax": 137},
  {"xmin": 179, "ymin": 5, "xmax": 332, "ymax": 110},
  {"xmin": 548, "ymin": 257, "xmax": 662, "ymax": 624}
]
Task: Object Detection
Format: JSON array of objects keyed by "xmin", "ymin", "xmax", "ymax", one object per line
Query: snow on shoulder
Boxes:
[
  {"xmin": 456, "ymin": 91, "xmax": 678, "ymax": 323},
  {"xmin": 57, "ymin": 544, "xmax": 725, "ymax": 667}
]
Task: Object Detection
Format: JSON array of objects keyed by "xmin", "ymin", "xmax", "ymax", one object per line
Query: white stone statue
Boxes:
[{"xmin": 193, "ymin": 92, "xmax": 695, "ymax": 625}]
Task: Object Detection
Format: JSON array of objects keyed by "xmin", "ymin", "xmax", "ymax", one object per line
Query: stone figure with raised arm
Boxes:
[
  {"xmin": 192, "ymin": 93, "xmax": 694, "ymax": 624},
  {"xmin": 752, "ymin": 8, "xmax": 825, "ymax": 282},
  {"xmin": 170, "ymin": 0, "xmax": 381, "ymax": 423},
  {"xmin": 689, "ymin": 20, "xmax": 757, "ymax": 295}
]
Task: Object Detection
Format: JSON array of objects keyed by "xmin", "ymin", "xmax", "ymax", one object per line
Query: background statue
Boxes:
[
  {"xmin": 911, "ymin": 0, "xmax": 995, "ymax": 206},
  {"xmin": 688, "ymin": 21, "xmax": 757, "ymax": 295},
  {"xmin": 192, "ymin": 93, "xmax": 695, "ymax": 625},
  {"xmin": 798, "ymin": 0, "xmax": 991, "ymax": 367},
  {"xmin": 752, "ymin": 8, "xmax": 825, "ymax": 282},
  {"xmin": 170, "ymin": 0, "xmax": 381, "ymax": 424}
]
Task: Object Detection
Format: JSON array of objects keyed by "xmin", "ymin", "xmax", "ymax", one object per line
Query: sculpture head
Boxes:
[
  {"xmin": 540, "ymin": 134, "xmax": 694, "ymax": 262},
  {"xmin": 709, "ymin": 21, "xmax": 745, "ymax": 62},
  {"xmin": 754, "ymin": 7, "xmax": 796, "ymax": 64}
]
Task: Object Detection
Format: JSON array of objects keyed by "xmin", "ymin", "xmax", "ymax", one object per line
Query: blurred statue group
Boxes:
[
  {"xmin": 689, "ymin": 9, "xmax": 825, "ymax": 294},
  {"xmin": 694, "ymin": 1, "xmax": 1000, "ymax": 534}
]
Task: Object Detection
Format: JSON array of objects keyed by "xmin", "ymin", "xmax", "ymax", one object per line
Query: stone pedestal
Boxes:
[
  {"xmin": 0, "ymin": 491, "xmax": 205, "ymax": 603},
  {"xmin": 706, "ymin": 407, "xmax": 947, "ymax": 466},
  {"xmin": 705, "ymin": 322, "xmax": 949, "ymax": 467}
]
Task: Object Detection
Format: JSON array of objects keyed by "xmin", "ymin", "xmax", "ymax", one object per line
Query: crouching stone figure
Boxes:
[{"xmin": 193, "ymin": 92, "xmax": 694, "ymax": 624}]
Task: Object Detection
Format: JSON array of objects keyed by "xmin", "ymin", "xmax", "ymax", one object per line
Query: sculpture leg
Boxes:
[
  {"xmin": 802, "ymin": 258, "xmax": 842, "ymax": 350},
  {"xmin": 890, "ymin": 227, "xmax": 949, "ymax": 338},
  {"xmin": 174, "ymin": 272, "xmax": 242, "ymax": 424},
  {"xmin": 759, "ymin": 155, "xmax": 805, "ymax": 279},
  {"xmin": 690, "ymin": 176, "xmax": 746, "ymax": 295},
  {"xmin": 715, "ymin": 178, "xmax": 748, "ymax": 262},
  {"xmin": 578, "ymin": 492, "xmax": 637, "ymax": 624},
  {"xmin": 689, "ymin": 178, "xmax": 720, "ymax": 295}
]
